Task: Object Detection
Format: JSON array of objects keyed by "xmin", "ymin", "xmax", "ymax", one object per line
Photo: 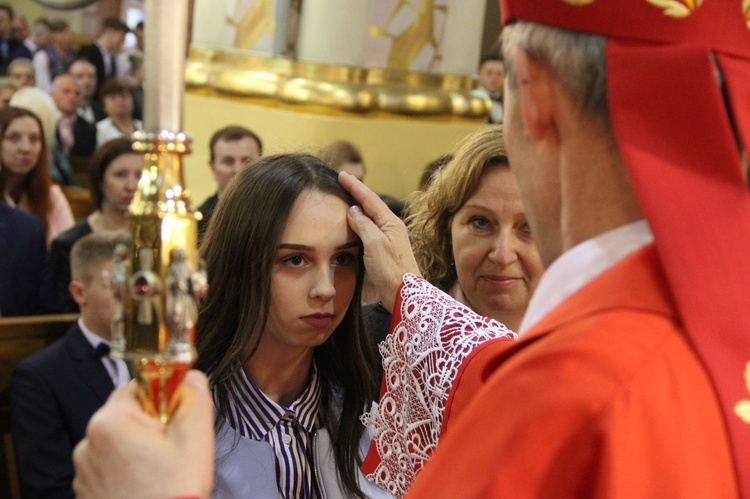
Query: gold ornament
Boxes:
[
  {"xmin": 734, "ymin": 363, "xmax": 750, "ymax": 424},
  {"xmin": 646, "ymin": 0, "xmax": 703, "ymax": 18}
]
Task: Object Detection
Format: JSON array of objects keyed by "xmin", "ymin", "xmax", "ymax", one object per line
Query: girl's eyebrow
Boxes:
[
  {"xmin": 279, "ymin": 243, "xmax": 313, "ymax": 251},
  {"xmin": 337, "ymin": 241, "xmax": 361, "ymax": 250},
  {"xmin": 278, "ymin": 241, "xmax": 361, "ymax": 251}
]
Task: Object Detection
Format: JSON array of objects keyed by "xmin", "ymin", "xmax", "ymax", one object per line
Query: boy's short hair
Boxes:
[
  {"xmin": 70, "ymin": 231, "xmax": 130, "ymax": 284},
  {"xmin": 101, "ymin": 17, "xmax": 129, "ymax": 34}
]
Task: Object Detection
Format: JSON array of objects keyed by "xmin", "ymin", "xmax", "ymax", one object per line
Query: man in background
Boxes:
[
  {"xmin": 8, "ymin": 17, "xmax": 50, "ymax": 63},
  {"xmin": 477, "ymin": 54, "xmax": 504, "ymax": 124},
  {"xmin": 51, "ymin": 73, "xmax": 97, "ymax": 158},
  {"xmin": 197, "ymin": 125, "xmax": 262, "ymax": 242},
  {"xmin": 7, "ymin": 58, "xmax": 34, "ymax": 88},
  {"xmin": 68, "ymin": 58, "xmax": 100, "ymax": 123}
]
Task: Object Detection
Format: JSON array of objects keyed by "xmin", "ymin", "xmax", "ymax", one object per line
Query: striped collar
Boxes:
[{"xmin": 223, "ymin": 362, "xmax": 321, "ymax": 440}]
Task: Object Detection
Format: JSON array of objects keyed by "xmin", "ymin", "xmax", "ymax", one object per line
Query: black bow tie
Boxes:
[{"xmin": 93, "ymin": 343, "xmax": 111, "ymax": 359}]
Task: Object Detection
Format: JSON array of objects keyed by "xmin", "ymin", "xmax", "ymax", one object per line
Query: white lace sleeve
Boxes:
[{"xmin": 361, "ymin": 274, "xmax": 516, "ymax": 497}]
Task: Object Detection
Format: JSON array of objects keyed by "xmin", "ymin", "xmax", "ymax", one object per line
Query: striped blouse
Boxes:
[{"xmin": 223, "ymin": 364, "xmax": 322, "ymax": 498}]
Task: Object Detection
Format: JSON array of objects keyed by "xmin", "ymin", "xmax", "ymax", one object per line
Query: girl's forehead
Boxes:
[{"xmin": 280, "ymin": 190, "xmax": 355, "ymax": 245}]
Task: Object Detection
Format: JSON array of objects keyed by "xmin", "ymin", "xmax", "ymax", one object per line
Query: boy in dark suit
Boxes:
[
  {"xmin": 76, "ymin": 17, "xmax": 128, "ymax": 99},
  {"xmin": 11, "ymin": 231, "xmax": 130, "ymax": 498}
]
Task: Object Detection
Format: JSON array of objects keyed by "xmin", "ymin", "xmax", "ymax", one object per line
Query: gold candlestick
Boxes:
[{"xmin": 109, "ymin": 0, "xmax": 205, "ymax": 423}]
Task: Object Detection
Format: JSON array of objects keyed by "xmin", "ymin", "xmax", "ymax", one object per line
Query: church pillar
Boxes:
[{"xmin": 296, "ymin": 0, "xmax": 373, "ymax": 66}]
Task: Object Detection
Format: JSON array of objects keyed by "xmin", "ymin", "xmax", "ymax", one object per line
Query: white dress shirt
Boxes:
[
  {"xmin": 519, "ymin": 220, "xmax": 654, "ymax": 335},
  {"xmin": 78, "ymin": 318, "xmax": 131, "ymax": 388}
]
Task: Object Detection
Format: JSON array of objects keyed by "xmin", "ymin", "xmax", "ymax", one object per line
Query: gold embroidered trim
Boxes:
[
  {"xmin": 646, "ymin": 0, "xmax": 703, "ymax": 17},
  {"xmin": 743, "ymin": 0, "xmax": 750, "ymax": 30},
  {"xmin": 562, "ymin": 0, "xmax": 596, "ymax": 5},
  {"xmin": 734, "ymin": 363, "xmax": 750, "ymax": 424}
]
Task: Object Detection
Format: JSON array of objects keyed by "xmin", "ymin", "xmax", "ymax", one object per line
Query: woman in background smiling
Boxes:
[{"xmin": 407, "ymin": 125, "xmax": 543, "ymax": 331}]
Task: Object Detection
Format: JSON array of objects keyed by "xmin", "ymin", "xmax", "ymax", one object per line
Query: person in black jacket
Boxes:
[
  {"xmin": 0, "ymin": 201, "xmax": 59, "ymax": 316},
  {"xmin": 76, "ymin": 17, "xmax": 128, "ymax": 99}
]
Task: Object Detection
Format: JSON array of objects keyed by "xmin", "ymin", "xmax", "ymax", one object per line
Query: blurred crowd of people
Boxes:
[{"xmin": 0, "ymin": 6, "xmax": 144, "ymax": 191}]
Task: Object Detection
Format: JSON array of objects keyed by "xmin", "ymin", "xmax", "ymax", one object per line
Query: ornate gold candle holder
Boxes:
[{"xmin": 110, "ymin": 131, "xmax": 207, "ymax": 422}]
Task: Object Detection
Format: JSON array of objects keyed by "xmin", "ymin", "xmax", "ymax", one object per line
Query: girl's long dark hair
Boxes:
[{"xmin": 195, "ymin": 154, "xmax": 377, "ymax": 497}]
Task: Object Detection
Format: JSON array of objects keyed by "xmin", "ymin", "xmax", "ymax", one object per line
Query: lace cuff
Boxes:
[{"xmin": 361, "ymin": 274, "xmax": 516, "ymax": 497}]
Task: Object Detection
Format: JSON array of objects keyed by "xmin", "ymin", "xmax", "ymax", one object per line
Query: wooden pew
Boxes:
[
  {"xmin": 61, "ymin": 185, "xmax": 94, "ymax": 222},
  {"xmin": 68, "ymin": 155, "xmax": 92, "ymax": 190},
  {"xmin": 0, "ymin": 314, "xmax": 78, "ymax": 499}
]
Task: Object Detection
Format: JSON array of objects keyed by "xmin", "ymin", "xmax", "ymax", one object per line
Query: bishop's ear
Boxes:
[{"xmin": 512, "ymin": 47, "xmax": 557, "ymax": 142}]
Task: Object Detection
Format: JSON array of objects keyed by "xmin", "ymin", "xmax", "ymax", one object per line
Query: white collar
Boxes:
[
  {"xmin": 77, "ymin": 317, "xmax": 110, "ymax": 350},
  {"xmin": 519, "ymin": 220, "xmax": 654, "ymax": 335}
]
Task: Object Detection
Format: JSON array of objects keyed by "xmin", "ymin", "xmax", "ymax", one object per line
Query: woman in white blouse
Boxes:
[{"xmin": 96, "ymin": 78, "xmax": 141, "ymax": 145}]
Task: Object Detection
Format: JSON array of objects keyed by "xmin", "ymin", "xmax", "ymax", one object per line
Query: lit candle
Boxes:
[{"xmin": 144, "ymin": 0, "xmax": 189, "ymax": 131}]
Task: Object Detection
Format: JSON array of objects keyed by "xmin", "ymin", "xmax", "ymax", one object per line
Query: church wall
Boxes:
[{"xmin": 183, "ymin": 90, "xmax": 484, "ymax": 204}]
